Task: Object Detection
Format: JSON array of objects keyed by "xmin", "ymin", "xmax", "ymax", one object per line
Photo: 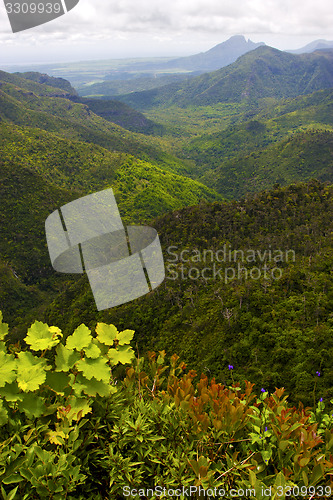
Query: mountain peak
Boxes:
[
  {"xmin": 164, "ymin": 35, "xmax": 265, "ymax": 72},
  {"xmin": 217, "ymin": 34, "xmax": 256, "ymax": 46},
  {"xmin": 206, "ymin": 35, "xmax": 265, "ymax": 56},
  {"xmin": 223, "ymin": 34, "xmax": 247, "ymax": 44}
]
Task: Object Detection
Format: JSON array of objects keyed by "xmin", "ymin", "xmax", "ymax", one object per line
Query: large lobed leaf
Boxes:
[
  {"xmin": 55, "ymin": 344, "xmax": 80, "ymax": 372},
  {"xmin": 0, "ymin": 351, "xmax": 17, "ymax": 387},
  {"xmin": 16, "ymin": 351, "xmax": 49, "ymax": 392},
  {"xmin": 76, "ymin": 357, "xmax": 110, "ymax": 382},
  {"xmin": 25, "ymin": 321, "xmax": 62, "ymax": 351},
  {"xmin": 108, "ymin": 345, "xmax": 135, "ymax": 365},
  {"xmin": 117, "ymin": 329, "xmax": 135, "ymax": 346},
  {"xmin": 66, "ymin": 324, "xmax": 92, "ymax": 351},
  {"xmin": 96, "ymin": 323, "xmax": 118, "ymax": 346}
]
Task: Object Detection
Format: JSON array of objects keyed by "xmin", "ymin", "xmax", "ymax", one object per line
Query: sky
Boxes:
[{"xmin": 1, "ymin": 0, "xmax": 333, "ymax": 65}]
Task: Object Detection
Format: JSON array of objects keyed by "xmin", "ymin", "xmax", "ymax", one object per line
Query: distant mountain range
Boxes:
[
  {"xmin": 289, "ymin": 39, "xmax": 333, "ymax": 54},
  {"xmin": 165, "ymin": 35, "xmax": 265, "ymax": 71},
  {"xmin": 114, "ymin": 46, "xmax": 333, "ymax": 109},
  {"xmin": 81, "ymin": 36, "xmax": 333, "ymax": 81},
  {"xmin": 76, "ymin": 36, "xmax": 333, "ymax": 98},
  {"xmin": 3, "ymin": 35, "xmax": 333, "ymax": 99},
  {"xmin": 78, "ymin": 35, "xmax": 266, "ymax": 97}
]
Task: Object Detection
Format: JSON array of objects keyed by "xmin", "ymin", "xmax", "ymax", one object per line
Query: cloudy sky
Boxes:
[{"xmin": 1, "ymin": 0, "xmax": 333, "ymax": 65}]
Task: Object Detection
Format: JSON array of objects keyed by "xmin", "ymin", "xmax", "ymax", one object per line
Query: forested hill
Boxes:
[
  {"xmin": 13, "ymin": 71, "xmax": 78, "ymax": 95},
  {"xmin": 9, "ymin": 70, "xmax": 164, "ymax": 135},
  {"xmin": 0, "ymin": 70, "xmax": 75, "ymax": 97},
  {"xmin": 0, "ymin": 69, "xmax": 221, "ymax": 330},
  {"xmin": 114, "ymin": 46, "xmax": 333, "ymax": 109},
  {"xmin": 40, "ymin": 180, "xmax": 333, "ymax": 406}
]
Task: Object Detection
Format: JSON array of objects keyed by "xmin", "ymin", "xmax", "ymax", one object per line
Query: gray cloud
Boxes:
[{"xmin": 0, "ymin": 0, "xmax": 332, "ymax": 63}]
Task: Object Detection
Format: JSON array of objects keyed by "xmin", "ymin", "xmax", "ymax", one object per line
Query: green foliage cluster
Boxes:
[
  {"xmin": 0, "ymin": 315, "xmax": 332, "ymax": 499},
  {"xmin": 0, "ymin": 312, "xmax": 135, "ymax": 499},
  {"xmin": 113, "ymin": 159, "xmax": 221, "ymax": 221}
]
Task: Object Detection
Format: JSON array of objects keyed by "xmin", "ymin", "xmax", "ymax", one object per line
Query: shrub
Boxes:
[{"xmin": 0, "ymin": 313, "xmax": 333, "ymax": 499}]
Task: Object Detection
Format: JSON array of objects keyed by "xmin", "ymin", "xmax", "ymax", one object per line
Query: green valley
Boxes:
[{"xmin": 0, "ymin": 70, "xmax": 221, "ymax": 328}]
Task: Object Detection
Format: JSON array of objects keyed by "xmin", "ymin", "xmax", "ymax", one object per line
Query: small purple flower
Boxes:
[
  {"xmin": 265, "ymin": 426, "xmax": 268, "ymax": 432},
  {"xmin": 319, "ymin": 398, "xmax": 323, "ymax": 402},
  {"xmin": 316, "ymin": 371, "xmax": 321, "ymax": 377},
  {"xmin": 228, "ymin": 365, "xmax": 234, "ymax": 370},
  {"xmin": 261, "ymin": 388, "xmax": 266, "ymax": 393}
]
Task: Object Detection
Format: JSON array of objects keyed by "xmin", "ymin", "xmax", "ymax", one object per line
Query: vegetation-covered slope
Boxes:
[
  {"xmin": 12, "ymin": 71, "xmax": 164, "ymax": 135},
  {"xmin": 0, "ymin": 70, "xmax": 75, "ymax": 97},
  {"xmin": 2, "ymin": 51, "xmax": 333, "ymax": 410},
  {"xmin": 0, "ymin": 71, "xmax": 186, "ymax": 175},
  {"xmin": 39, "ymin": 181, "xmax": 333, "ymax": 406},
  {"xmin": 181, "ymin": 88, "xmax": 333, "ymax": 168},
  {"xmin": 201, "ymin": 130, "xmax": 333, "ymax": 198},
  {"xmin": 14, "ymin": 71, "xmax": 78, "ymax": 95},
  {"xmin": 0, "ymin": 71, "xmax": 222, "ymax": 326},
  {"xmin": 0, "ymin": 159, "xmax": 80, "ymax": 326},
  {"xmin": 71, "ymin": 96, "xmax": 165, "ymax": 135},
  {"xmin": 0, "ymin": 122, "xmax": 220, "ymax": 216}
]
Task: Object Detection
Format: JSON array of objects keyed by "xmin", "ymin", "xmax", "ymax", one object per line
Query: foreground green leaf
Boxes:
[
  {"xmin": 0, "ymin": 399, "xmax": 8, "ymax": 426},
  {"xmin": 76, "ymin": 357, "xmax": 110, "ymax": 382},
  {"xmin": 66, "ymin": 324, "xmax": 92, "ymax": 351},
  {"xmin": 96, "ymin": 323, "xmax": 118, "ymax": 346},
  {"xmin": 108, "ymin": 345, "xmax": 135, "ymax": 365},
  {"xmin": 55, "ymin": 344, "xmax": 80, "ymax": 372},
  {"xmin": 0, "ymin": 311, "xmax": 8, "ymax": 340},
  {"xmin": 0, "ymin": 352, "xmax": 17, "ymax": 387},
  {"xmin": 117, "ymin": 329, "xmax": 135, "ymax": 346},
  {"xmin": 16, "ymin": 352, "xmax": 48, "ymax": 392},
  {"xmin": 17, "ymin": 394, "xmax": 45, "ymax": 419},
  {"xmin": 25, "ymin": 321, "xmax": 62, "ymax": 351}
]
